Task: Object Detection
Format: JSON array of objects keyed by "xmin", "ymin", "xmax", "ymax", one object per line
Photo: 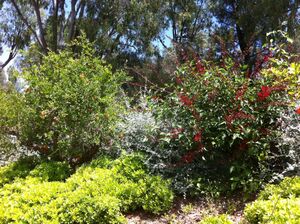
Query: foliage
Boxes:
[
  {"xmin": 0, "ymin": 156, "xmax": 38, "ymax": 187},
  {"xmin": 0, "ymin": 86, "xmax": 25, "ymax": 161},
  {"xmin": 263, "ymin": 31, "xmax": 300, "ymax": 101},
  {"xmin": 0, "ymin": 154, "xmax": 174, "ymax": 223},
  {"xmin": 258, "ymin": 177, "xmax": 300, "ymax": 200},
  {"xmin": 199, "ymin": 214, "xmax": 233, "ymax": 224},
  {"xmin": 29, "ymin": 161, "xmax": 71, "ymax": 182},
  {"xmin": 149, "ymin": 55, "xmax": 289, "ymax": 195},
  {"xmin": 20, "ymin": 36, "xmax": 128, "ymax": 162},
  {"xmin": 244, "ymin": 176, "xmax": 300, "ymax": 224}
]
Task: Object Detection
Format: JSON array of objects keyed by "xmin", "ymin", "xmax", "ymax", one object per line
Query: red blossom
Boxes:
[
  {"xmin": 181, "ymin": 151, "xmax": 194, "ymax": 163},
  {"xmin": 181, "ymin": 146, "xmax": 204, "ymax": 164},
  {"xmin": 239, "ymin": 139, "xmax": 249, "ymax": 151},
  {"xmin": 196, "ymin": 61, "xmax": 205, "ymax": 74},
  {"xmin": 235, "ymin": 84, "xmax": 248, "ymax": 100},
  {"xmin": 257, "ymin": 86, "xmax": 272, "ymax": 101},
  {"xmin": 296, "ymin": 107, "xmax": 300, "ymax": 114},
  {"xmin": 225, "ymin": 111, "xmax": 255, "ymax": 129},
  {"xmin": 179, "ymin": 94, "xmax": 193, "ymax": 107},
  {"xmin": 259, "ymin": 128, "xmax": 270, "ymax": 136},
  {"xmin": 193, "ymin": 131, "xmax": 202, "ymax": 142},
  {"xmin": 263, "ymin": 55, "xmax": 269, "ymax": 63}
]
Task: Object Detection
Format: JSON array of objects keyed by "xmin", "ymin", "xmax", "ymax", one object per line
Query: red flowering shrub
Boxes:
[{"xmin": 152, "ymin": 56, "xmax": 290, "ymax": 194}]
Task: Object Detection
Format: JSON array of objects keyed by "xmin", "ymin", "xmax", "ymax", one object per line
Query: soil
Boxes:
[{"xmin": 126, "ymin": 194, "xmax": 254, "ymax": 224}]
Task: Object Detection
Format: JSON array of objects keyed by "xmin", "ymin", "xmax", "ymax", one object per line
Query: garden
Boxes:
[{"xmin": 0, "ymin": 1, "xmax": 300, "ymax": 223}]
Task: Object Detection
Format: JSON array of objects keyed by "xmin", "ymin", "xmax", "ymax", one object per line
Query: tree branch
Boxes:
[{"xmin": 10, "ymin": 0, "xmax": 44, "ymax": 50}]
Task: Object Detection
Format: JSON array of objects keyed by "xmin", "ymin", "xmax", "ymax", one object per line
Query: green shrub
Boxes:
[
  {"xmin": 20, "ymin": 36, "xmax": 128, "ymax": 162},
  {"xmin": 244, "ymin": 198, "xmax": 300, "ymax": 224},
  {"xmin": 199, "ymin": 215, "xmax": 233, "ymax": 224},
  {"xmin": 73, "ymin": 153, "xmax": 174, "ymax": 214},
  {"xmin": 244, "ymin": 177, "xmax": 300, "ymax": 224},
  {"xmin": 0, "ymin": 154, "xmax": 174, "ymax": 223},
  {"xmin": 111, "ymin": 153, "xmax": 148, "ymax": 181},
  {"xmin": 29, "ymin": 161, "xmax": 71, "ymax": 181},
  {"xmin": 0, "ymin": 156, "xmax": 38, "ymax": 187},
  {"xmin": 258, "ymin": 177, "xmax": 300, "ymax": 200},
  {"xmin": 149, "ymin": 55, "xmax": 289, "ymax": 195},
  {"xmin": 0, "ymin": 87, "xmax": 25, "ymax": 160},
  {"xmin": 88, "ymin": 154, "xmax": 114, "ymax": 168}
]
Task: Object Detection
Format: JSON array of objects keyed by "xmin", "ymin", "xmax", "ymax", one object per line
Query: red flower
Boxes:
[
  {"xmin": 235, "ymin": 84, "xmax": 248, "ymax": 100},
  {"xmin": 263, "ymin": 55, "xmax": 269, "ymax": 63},
  {"xmin": 257, "ymin": 86, "xmax": 271, "ymax": 101},
  {"xmin": 193, "ymin": 131, "xmax": 202, "ymax": 142},
  {"xmin": 225, "ymin": 111, "xmax": 255, "ymax": 129},
  {"xmin": 296, "ymin": 107, "xmax": 300, "ymax": 114},
  {"xmin": 196, "ymin": 61, "xmax": 205, "ymax": 74},
  {"xmin": 179, "ymin": 94, "xmax": 193, "ymax": 107},
  {"xmin": 181, "ymin": 151, "xmax": 195, "ymax": 163}
]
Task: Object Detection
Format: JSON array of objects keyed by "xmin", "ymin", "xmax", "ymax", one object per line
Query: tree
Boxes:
[{"xmin": 211, "ymin": 0, "xmax": 300, "ymax": 66}]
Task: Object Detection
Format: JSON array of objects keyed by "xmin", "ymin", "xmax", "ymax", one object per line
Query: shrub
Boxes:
[
  {"xmin": 0, "ymin": 154, "xmax": 174, "ymax": 223},
  {"xmin": 258, "ymin": 177, "xmax": 300, "ymax": 200},
  {"xmin": 19, "ymin": 36, "xmax": 128, "ymax": 163},
  {"xmin": 274, "ymin": 109, "xmax": 300, "ymax": 179},
  {"xmin": 199, "ymin": 215, "xmax": 233, "ymax": 224},
  {"xmin": 88, "ymin": 153, "xmax": 174, "ymax": 213},
  {"xmin": 244, "ymin": 176, "xmax": 300, "ymax": 224},
  {"xmin": 0, "ymin": 87, "xmax": 25, "ymax": 163},
  {"xmin": 149, "ymin": 55, "xmax": 289, "ymax": 195},
  {"xmin": 0, "ymin": 156, "xmax": 38, "ymax": 187},
  {"xmin": 244, "ymin": 198, "xmax": 300, "ymax": 224},
  {"xmin": 29, "ymin": 161, "xmax": 71, "ymax": 181}
]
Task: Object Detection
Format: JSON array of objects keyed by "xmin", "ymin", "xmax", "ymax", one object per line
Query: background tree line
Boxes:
[{"xmin": 1, "ymin": 0, "xmax": 300, "ymax": 88}]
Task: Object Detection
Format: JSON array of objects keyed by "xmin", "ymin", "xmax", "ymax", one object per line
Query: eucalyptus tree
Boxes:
[{"xmin": 211, "ymin": 0, "xmax": 300, "ymax": 65}]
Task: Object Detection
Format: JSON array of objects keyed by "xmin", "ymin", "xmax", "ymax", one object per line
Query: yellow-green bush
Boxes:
[
  {"xmin": 0, "ymin": 154, "xmax": 174, "ymax": 223},
  {"xmin": 29, "ymin": 161, "xmax": 71, "ymax": 181},
  {"xmin": 199, "ymin": 214, "xmax": 233, "ymax": 224},
  {"xmin": 0, "ymin": 157, "xmax": 38, "ymax": 187},
  {"xmin": 258, "ymin": 177, "xmax": 300, "ymax": 200},
  {"xmin": 244, "ymin": 177, "xmax": 300, "ymax": 224}
]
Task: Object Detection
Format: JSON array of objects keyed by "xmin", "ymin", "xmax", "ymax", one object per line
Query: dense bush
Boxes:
[
  {"xmin": 274, "ymin": 109, "xmax": 300, "ymax": 178},
  {"xmin": 0, "ymin": 154, "xmax": 174, "ymax": 223},
  {"xmin": 244, "ymin": 176, "xmax": 300, "ymax": 224},
  {"xmin": 0, "ymin": 86, "xmax": 25, "ymax": 163},
  {"xmin": 29, "ymin": 161, "xmax": 71, "ymax": 181},
  {"xmin": 0, "ymin": 156, "xmax": 38, "ymax": 187},
  {"xmin": 19, "ymin": 36, "xmax": 128, "ymax": 163},
  {"xmin": 145, "ymin": 54, "xmax": 291, "ymax": 195},
  {"xmin": 116, "ymin": 93, "xmax": 161, "ymax": 161},
  {"xmin": 257, "ymin": 177, "xmax": 300, "ymax": 200}
]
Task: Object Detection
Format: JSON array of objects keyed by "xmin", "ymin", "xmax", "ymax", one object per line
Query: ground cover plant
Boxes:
[
  {"xmin": 0, "ymin": 154, "xmax": 174, "ymax": 223},
  {"xmin": 244, "ymin": 176, "xmax": 300, "ymax": 224}
]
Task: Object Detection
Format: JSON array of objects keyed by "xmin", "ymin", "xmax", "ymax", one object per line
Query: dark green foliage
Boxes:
[
  {"xmin": 147, "ymin": 58, "xmax": 288, "ymax": 196},
  {"xmin": 20, "ymin": 37, "xmax": 128, "ymax": 162}
]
